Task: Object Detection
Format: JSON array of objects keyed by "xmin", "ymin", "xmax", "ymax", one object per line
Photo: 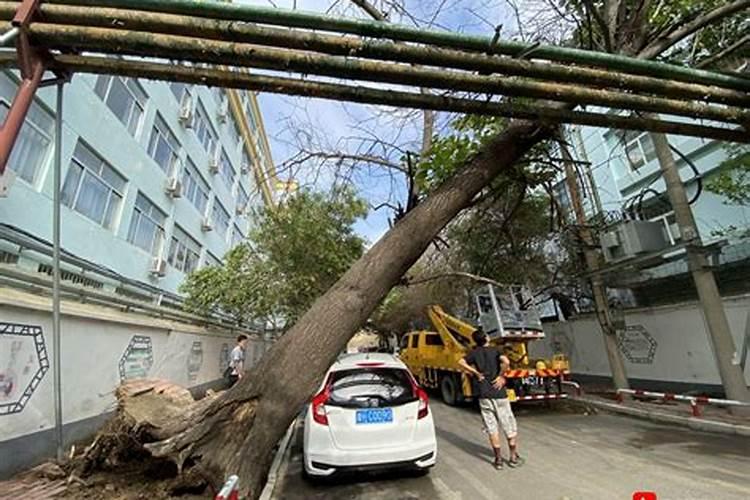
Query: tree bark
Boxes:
[{"xmin": 146, "ymin": 118, "xmax": 554, "ymax": 497}]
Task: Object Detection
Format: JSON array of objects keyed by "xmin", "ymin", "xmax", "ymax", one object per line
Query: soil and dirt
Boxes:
[{"xmin": 0, "ymin": 379, "xmax": 224, "ymax": 499}]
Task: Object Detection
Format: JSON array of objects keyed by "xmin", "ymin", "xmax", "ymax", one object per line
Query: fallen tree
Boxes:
[{"xmin": 74, "ymin": 1, "xmax": 749, "ymax": 497}]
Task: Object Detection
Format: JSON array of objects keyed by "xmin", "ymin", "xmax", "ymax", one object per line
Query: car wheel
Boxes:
[{"xmin": 440, "ymin": 374, "xmax": 458, "ymax": 406}]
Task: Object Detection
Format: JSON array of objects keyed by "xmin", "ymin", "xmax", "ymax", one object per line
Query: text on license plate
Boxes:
[{"xmin": 356, "ymin": 408, "xmax": 393, "ymax": 424}]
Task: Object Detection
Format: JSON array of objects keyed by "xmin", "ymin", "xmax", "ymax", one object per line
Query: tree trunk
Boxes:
[{"xmin": 145, "ymin": 119, "xmax": 553, "ymax": 497}]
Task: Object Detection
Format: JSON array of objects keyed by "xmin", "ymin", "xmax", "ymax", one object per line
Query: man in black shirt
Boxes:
[{"xmin": 458, "ymin": 328, "xmax": 523, "ymax": 470}]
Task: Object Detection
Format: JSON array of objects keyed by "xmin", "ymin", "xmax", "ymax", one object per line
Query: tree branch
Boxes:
[
  {"xmin": 696, "ymin": 34, "xmax": 750, "ymax": 69},
  {"xmin": 639, "ymin": 0, "xmax": 750, "ymax": 59},
  {"xmin": 402, "ymin": 271, "xmax": 507, "ymax": 289},
  {"xmin": 581, "ymin": 0, "xmax": 611, "ymax": 52},
  {"xmin": 281, "ymin": 150, "xmax": 405, "ymax": 173}
]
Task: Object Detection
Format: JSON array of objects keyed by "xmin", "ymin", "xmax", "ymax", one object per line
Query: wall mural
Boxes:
[
  {"xmin": 0, "ymin": 322, "xmax": 49, "ymax": 416},
  {"xmin": 617, "ymin": 325, "xmax": 657, "ymax": 364},
  {"xmin": 118, "ymin": 335, "xmax": 153, "ymax": 382},
  {"xmin": 187, "ymin": 341, "xmax": 203, "ymax": 382}
]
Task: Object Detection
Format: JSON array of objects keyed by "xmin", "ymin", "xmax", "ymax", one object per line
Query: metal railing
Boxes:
[
  {"xmin": 616, "ymin": 388, "xmax": 750, "ymax": 417},
  {"xmin": 0, "ymin": 223, "xmax": 259, "ymax": 334}
]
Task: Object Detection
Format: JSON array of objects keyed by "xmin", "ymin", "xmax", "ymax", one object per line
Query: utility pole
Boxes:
[
  {"xmin": 558, "ymin": 130, "xmax": 630, "ymax": 392},
  {"xmin": 649, "ymin": 131, "xmax": 750, "ymax": 411}
]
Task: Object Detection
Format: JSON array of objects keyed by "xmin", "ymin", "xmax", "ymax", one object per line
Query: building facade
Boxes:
[
  {"xmin": 568, "ymin": 124, "xmax": 749, "ymax": 245},
  {"xmin": 0, "ymin": 70, "xmax": 275, "ymax": 296},
  {"xmin": 555, "ymin": 123, "xmax": 750, "ymax": 307}
]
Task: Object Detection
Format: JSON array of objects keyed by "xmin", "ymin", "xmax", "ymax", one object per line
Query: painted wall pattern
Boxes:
[
  {"xmin": 0, "ymin": 323, "xmax": 49, "ymax": 415},
  {"xmin": 118, "ymin": 335, "xmax": 154, "ymax": 382}
]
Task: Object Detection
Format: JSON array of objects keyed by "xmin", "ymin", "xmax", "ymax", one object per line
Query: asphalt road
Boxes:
[{"xmin": 275, "ymin": 400, "xmax": 750, "ymax": 500}]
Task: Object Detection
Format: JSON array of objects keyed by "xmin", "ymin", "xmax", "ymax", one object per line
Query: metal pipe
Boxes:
[
  {"xmin": 28, "ymin": 24, "xmax": 750, "ymax": 125},
  {"xmin": 0, "ymin": 60, "xmax": 43, "ymax": 174},
  {"xmin": 47, "ymin": 0, "xmax": 750, "ymax": 92},
  {"xmin": 52, "ymin": 81, "xmax": 63, "ymax": 462},
  {"xmin": 49, "ymin": 54, "xmax": 750, "ymax": 143},
  {"xmin": 561, "ymin": 380, "xmax": 582, "ymax": 396},
  {"xmin": 616, "ymin": 388, "xmax": 750, "ymax": 407},
  {"xmin": 0, "ymin": 26, "xmax": 18, "ymax": 45},
  {"xmin": 4, "ymin": 3, "xmax": 746, "ymax": 107}
]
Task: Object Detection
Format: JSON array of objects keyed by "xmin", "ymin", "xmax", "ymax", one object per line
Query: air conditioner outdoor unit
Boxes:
[
  {"xmin": 150, "ymin": 257, "xmax": 167, "ymax": 277},
  {"xmin": 165, "ymin": 176, "xmax": 182, "ymax": 198},
  {"xmin": 178, "ymin": 94, "xmax": 194, "ymax": 127},
  {"xmin": 217, "ymin": 99, "xmax": 229, "ymax": 123},
  {"xmin": 208, "ymin": 144, "xmax": 221, "ymax": 174},
  {"xmin": 201, "ymin": 218, "xmax": 213, "ymax": 232},
  {"xmin": 601, "ymin": 220, "xmax": 669, "ymax": 263}
]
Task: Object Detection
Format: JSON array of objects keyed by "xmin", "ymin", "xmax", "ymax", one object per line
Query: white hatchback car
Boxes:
[{"xmin": 303, "ymin": 352, "xmax": 437, "ymax": 477}]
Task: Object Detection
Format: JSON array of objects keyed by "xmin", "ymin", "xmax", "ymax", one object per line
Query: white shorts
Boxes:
[{"xmin": 479, "ymin": 398, "xmax": 518, "ymax": 438}]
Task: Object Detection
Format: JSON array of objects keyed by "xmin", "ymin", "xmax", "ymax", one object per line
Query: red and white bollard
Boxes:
[{"xmin": 215, "ymin": 475, "xmax": 239, "ymax": 500}]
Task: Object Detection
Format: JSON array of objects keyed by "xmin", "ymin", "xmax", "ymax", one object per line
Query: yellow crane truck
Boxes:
[{"xmin": 399, "ymin": 285, "xmax": 570, "ymax": 405}]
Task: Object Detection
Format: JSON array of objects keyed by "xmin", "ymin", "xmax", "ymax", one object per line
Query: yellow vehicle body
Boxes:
[{"xmin": 399, "ymin": 305, "xmax": 571, "ymax": 405}]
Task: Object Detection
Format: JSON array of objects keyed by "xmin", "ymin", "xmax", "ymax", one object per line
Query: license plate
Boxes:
[{"xmin": 355, "ymin": 408, "xmax": 393, "ymax": 424}]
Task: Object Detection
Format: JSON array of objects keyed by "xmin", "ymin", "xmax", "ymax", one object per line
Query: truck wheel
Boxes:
[{"xmin": 440, "ymin": 375, "xmax": 458, "ymax": 406}]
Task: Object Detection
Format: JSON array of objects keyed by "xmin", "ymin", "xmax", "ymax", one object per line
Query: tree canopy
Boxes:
[{"xmin": 180, "ymin": 189, "xmax": 367, "ymax": 329}]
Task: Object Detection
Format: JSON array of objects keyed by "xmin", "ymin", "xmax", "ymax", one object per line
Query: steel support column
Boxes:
[{"xmin": 52, "ymin": 80, "xmax": 64, "ymax": 461}]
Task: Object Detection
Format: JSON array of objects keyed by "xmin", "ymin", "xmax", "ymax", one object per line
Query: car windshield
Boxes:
[{"xmin": 327, "ymin": 367, "xmax": 416, "ymax": 408}]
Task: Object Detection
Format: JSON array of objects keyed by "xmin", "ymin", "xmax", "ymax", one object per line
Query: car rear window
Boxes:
[{"xmin": 327, "ymin": 368, "xmax": 416, "ymax": 409}]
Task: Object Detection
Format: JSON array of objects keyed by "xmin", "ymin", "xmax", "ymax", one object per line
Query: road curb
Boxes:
[
  {"xmin": 258, "ymin": 418, "xmax": 297, "ymax": 500},
  {"xmin": 573, "ymin": 397, "xmax": 750, "ymax": 437}
]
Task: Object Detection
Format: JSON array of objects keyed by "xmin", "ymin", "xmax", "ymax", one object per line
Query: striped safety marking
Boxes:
[
  {"xmin": 514, "ymin": 394, "xmax": 568, "ymax": 401},
  {"xmin": 504, "ymin": 369, "xmax": 566, "ymax": 378}
]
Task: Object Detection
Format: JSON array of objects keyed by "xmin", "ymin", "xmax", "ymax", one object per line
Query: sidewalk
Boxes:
[{"xmin": 571, "ymin": 391, "xmax": 750, "ymax": 437}]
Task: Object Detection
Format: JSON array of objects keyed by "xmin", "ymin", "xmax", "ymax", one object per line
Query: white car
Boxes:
[{"xmin": 303, "ymin": 352, "xmax": 437, "ymax": 477}]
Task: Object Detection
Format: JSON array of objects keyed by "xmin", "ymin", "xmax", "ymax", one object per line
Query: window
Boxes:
[
  {"xmin": 192, "ymin": 101, "xmax": 218, "ymax": 153},
  {"xmin": 169, "ymin": 81, "xmax": 191, "ymax": 102},
  {"xmin": 167, "ymin": 225, "xmax": 201, "ymax": 274},
  {"xmin": 231, "ymin": 224, "xmax": 244, "ymax": 247},
  {"xmin": 327, "ymin": 368, "xmax": 415, "ymax": 409},
  {"xmin": 94, "ymin": 76, "xmax": 147, "ymax": 136},
  {"xmin": 610, "ymin": 130, "xmax": 656, "ymax": 171},
  {"xmin": 182, "ymin": 158, "xmax": 210, "ymax": 215},
  {"xmin": 211, "ymin": 199, "xmax": 230, "ymax": 238},
  {"xmin": 127, "ymin": 192, "xmax": 166, "ymax": 256},
  {"xmin": 425, "ymin": 334, "xmax": 444, "ymax": 346},
  {"xmin": 147, "ymin": 114, "xmax": 181, "ymax": 174},
  {"xmin": 0, "ymin": 73, "xmax": 54, "ymax": 184},
  {"xmin": 205, "ymin": 251, "xmax": 222, "ymax": 268},
  {"xmin": 218, "ymin": 148, "xmax": 235, "ymax": 190},
  {"xmin": 410, "ymin": 335, "xmax": 419, "ymax": 348},
  {"xmin": 237, "ymin": 183, "xmax": 249, "ymax": 212},
  {"xmin": 400, "ymin": 335, "xmax": 409, "ymax": 349},
  {"xmin": 227, "ymin": 117, "xmax": 241, "ymax": 148},
  {"xmin": 61, "ymin": 141, "xmax": 126, "ymax": 229}
]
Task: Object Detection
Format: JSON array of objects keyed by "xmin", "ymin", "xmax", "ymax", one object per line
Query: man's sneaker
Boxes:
[
  {"xmin": 493, "ymin": 458, "xmax": 504, "ymax": 470},
  {"xmin": 508, "ymin": 455, "xmax": 525, "ymax": 468}
]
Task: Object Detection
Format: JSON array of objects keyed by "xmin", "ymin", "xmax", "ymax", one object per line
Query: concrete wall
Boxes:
[
  {"xmin": 532, "ymin": 294, "xmax": 750, "ymax": 393},
  {"xmin": 0, "ymin": 290, "xmax": 270, "ymax": 478}
]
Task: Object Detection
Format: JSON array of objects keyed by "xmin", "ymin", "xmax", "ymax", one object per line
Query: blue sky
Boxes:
[{"xmin": 237, "ymin": 0, "xmax": 516, "ymax": 244}]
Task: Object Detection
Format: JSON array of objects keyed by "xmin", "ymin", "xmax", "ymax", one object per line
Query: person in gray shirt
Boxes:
[{"xmin": 228, "ymin": 334, "xmax": 248, "ymax": 387}]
